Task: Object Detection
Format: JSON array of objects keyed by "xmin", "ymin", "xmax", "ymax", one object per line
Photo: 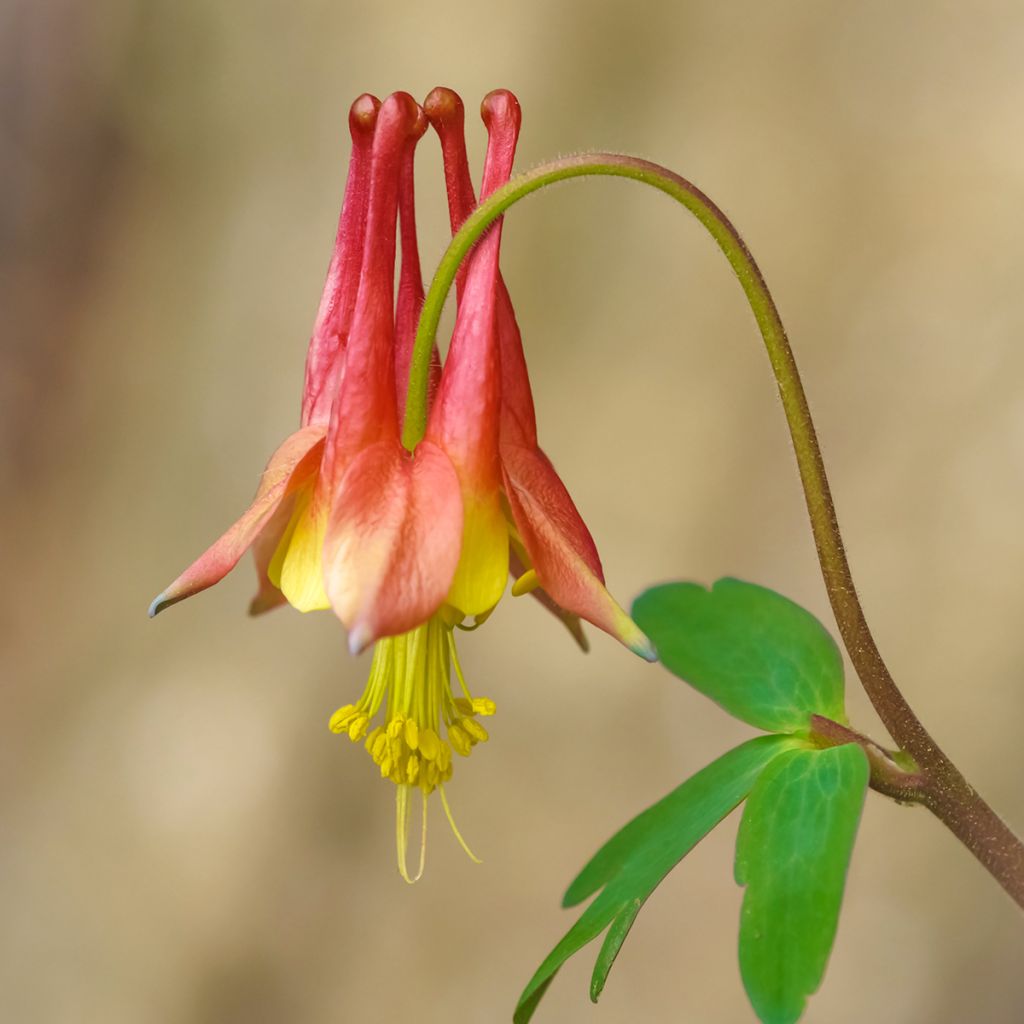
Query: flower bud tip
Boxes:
[
  {"xmin": 380, "ymin": 91, "xmax": 424, "ymax": 138},
  {"xmin": 349, "ymin": 94, "xmax": 380, "ymax": 137},
  {"xmin": 481, "ymin": 89, "xmax": 521, "ymax": 133},
  {"xmin": 423, "ymin": 86, "xmax": 463, "ymax": 128}
]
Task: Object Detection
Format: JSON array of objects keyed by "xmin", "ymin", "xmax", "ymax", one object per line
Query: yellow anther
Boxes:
[
  {"xmin": 404, "ymin": 718, "xmax": 419, "ymax": 751},
  {"xmin": 371, "ymin": 732, "xmax": 389, "ymax": 762},
  {"xmin": 461, "ymin": 718, "xmax": 489, "ymax": 743},
  {"xmin": 387, "ymin": 716, "xmax": 404, "ymax": 740},
  {"xmin": 348, "ymin": 715, "xmax": 369, "ymax": 742},
  {"xmin": 418, "ymin": 727, "xmax": 441, "ymax": 761},
  {"xmin": 437, "ymin": 741, "xmax": 451, "ymax": 772},
  {"xmin": 364, "ymin": 725, "xmax": 383, "ymax": 753},
  {"xmin": 471, "ymin": 697, "xmax": 496, "ymax": 716},
  {"xmin": 407, "ymin": 754, "xmax": 420, "ymax": 784},
  {"xmin": 328, "ymin": 705, "xmax": 358, "ymax": 733},
  {"xmin": 380, "ymin": 756, "xmax": 394, "ymax": 778},
  {"xmin": 511, "ymin": 569, "xmax": 540, "ymax": 597},
  {"xmin": 454, "ymin": 696, "xmax": 496, "ymax": 717},
  {"xmin": 448, "ymin": 724, "xmax": 472, "ymax": 757}
]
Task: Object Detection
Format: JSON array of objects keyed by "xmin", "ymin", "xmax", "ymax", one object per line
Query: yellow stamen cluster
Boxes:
[{"xmin": 328, "ymin": 614, "xmax": 496, "ymax": 881}]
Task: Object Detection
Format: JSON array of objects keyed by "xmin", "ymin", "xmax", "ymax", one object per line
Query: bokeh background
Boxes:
[{"xmin": 5, "ymin": 0, "xmax": 1024, "ymax": 1021}]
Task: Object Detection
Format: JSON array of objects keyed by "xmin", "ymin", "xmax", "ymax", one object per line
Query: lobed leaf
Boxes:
[
  {"xmin": 735, "ymin": 743, "xmax": 869, "ymax": 1024},
  {"xmin": 633, "ymin": 578, "xmax": 846, "ymax": 732},
  {"xmin": 514, "ymin": 734, "xmax": 803, "ymax": 1023}
]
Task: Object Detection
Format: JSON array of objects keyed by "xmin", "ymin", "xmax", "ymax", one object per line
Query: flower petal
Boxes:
[
  {"xmin": 508, "ymin": 541, "xmax": 589, "ymax": 652},
  {"xmin": 394, "ymin": 109, "xmax": 442, "ymax": 424},
  {"xmin": 444, "ymin": 490, "xmax": 510, "ymax": 620},
  {"xmin": 424, "ymin": 87, "xmax": 477, "ymax": 303},
  {"xmin": 268, "ymin": 481, "xmax": 331, "ymax": 612},
  {"xmin": 324, "ymin": 440, "xmax": 463, "ymax": 652},
  {"xmin": 148, "ymin": 426, "xmax": 325, "ymax": 617},
  {"xmin": 320, "ymin": 92, "xmax": 422, "ymax": 495},
  {"xmin": 495, "ymin": 279, "xmax": 538, "ymax": 449},
  {"xmin": 247, "ymin": 494, "xmax": 295, "ymax": 616},
  {"xmin": 426, "ymin": 87, "xmax": 538, "ymax": 449},
  {"xmin": 424, "ymin": 92, "xmax": 521, "ymax": 620},
  {"xmin": 301, "ymin": 95, "xmax": 379, "ymax": 428},
  {"xmin": 501, "ymin": 442, "xmax": 654, "ymax": 659}
]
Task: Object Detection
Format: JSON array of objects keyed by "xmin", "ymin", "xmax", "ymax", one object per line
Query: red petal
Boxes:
[
  {"xmin": 422, "ymin": 98, "xmax": 525, "ymax": 619},
  {"xmin": 425, "ymin": 91, "xmax": 521, "ymax": 498},
  {"xmin": 247, "ymin": 493, "xmax": 296, "ymax": 616},
  {"xmin": 394, "ymin": 112, "xmax": 441, "ymax": 424},
  {"xmin": 501, "ymin": 443, "xmax": 654, "ymax": 659},
  {"xmin": 483, "ymin": 94, "xmax": 539, "ymax": 450},
  {"xmin": 149, "ymin": 427, "xmax": 325, "ymax": 616},
  {"xmin": 495, "ymin": 279, "xmax": 538, "ymax": 448},
  {"xmin": 424, "ymin": 87, "xmax": 477, "ymax": 303},
  {"xmin": 301, "ymin": 95, "xmax": 379, "ymax": 428},
  {"xmin": 508, "ymin": 542, "xmax": 589, "ymax": 652},
  {"xmin": 426, "ymin": 88, "xmax": 538, "ymax": 448},
  {"xmin": 320, "ymin": 93, "xmax": 422, "ymax": 496},
  {"xmin": 323, "ymin": 440, "xmax": 463, "ymax": 652}
]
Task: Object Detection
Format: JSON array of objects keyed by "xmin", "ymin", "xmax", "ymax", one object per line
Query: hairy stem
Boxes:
[{"xmin": 403, "ymin": 152, "xmax": 1024, "ymax": 909}]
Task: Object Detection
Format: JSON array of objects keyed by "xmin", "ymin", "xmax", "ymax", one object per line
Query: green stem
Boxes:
[{"xmin": 403, "ymin": 153, "xmax": 1024, "ymax": 910}]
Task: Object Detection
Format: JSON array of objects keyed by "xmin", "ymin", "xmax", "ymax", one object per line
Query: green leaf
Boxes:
[
  {"xmin": 589, "ymin": 898, "xmax": 641, "ymax": 1002},
  {"xmin": 514, "ymin": 734, "xmax": 803, "ymax": 1024},
  {"xmin": 632, "ymin": 578, "xmax": 846, "ymax": 732},
  {"xmin": 735, "ymin": 743, "xmax": 869, "ymax": 1024}
]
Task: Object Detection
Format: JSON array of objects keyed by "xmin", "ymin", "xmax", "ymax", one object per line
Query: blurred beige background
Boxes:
[{"xmin": 4, "ymin": 0, "xmax": 1024, "ymax": 1021}]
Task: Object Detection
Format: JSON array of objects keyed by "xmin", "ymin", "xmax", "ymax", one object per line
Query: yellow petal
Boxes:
[
  {"xmin": 271, "ymin": 485, "xmax": 330, "ymax": 612},
  {"xmin": 445, "ymin": 493, "xmax": 509, "ymax": 620}
]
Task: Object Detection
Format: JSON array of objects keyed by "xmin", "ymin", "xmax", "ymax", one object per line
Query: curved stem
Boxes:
[{"xmin": 403, "ymin": 153, "xmax": 1024, "ymax": 910}]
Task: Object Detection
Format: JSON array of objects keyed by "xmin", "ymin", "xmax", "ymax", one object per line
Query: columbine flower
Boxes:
[
  {"xmin": 325, "ymin": 90, "xmax": 654, "ymax": 880},
  {"xmin": 150, "ymin": 87, "xmax": 652, "ymax": 882},
  {"xmin": 320, "ymin": 90, "xmax": 514, "ymax": 879}
]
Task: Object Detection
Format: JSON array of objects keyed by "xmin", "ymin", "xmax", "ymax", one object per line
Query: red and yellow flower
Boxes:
[{"xmin": 150, "ymin": 88, "xmax": 652, "ymax": 881}]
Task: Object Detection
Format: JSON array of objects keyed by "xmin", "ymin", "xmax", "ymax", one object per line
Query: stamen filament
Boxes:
[
  {"xmin": 447, "ymin": 629, "xmax": 473, "ymax": 702},
  {"xmin": 397, "ymin": 784, "xmax": 412, "ymax": 883},
  {"xmin": 416, "ymin": 788, "xmax": 428, "ymax": 883},
  {"xmin": 333, "ymin": 614, "xmax": 495, "ymax": 879},
  {"xmin": 439, "ymin": 783, "xmax": 481, "ymax": 864}
]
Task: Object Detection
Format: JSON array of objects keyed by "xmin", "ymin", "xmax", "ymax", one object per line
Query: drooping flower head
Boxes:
[
  {"xmin": 149, "ymin": 87, "xmax": 653, "ymax": 882},
  {"xmin": 322, "ymin": 90, "xmax": 516, "ymax": 879},
  {"xmin": 325, "ymin": 89, "xmax": 653, "ymax": 879}
]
